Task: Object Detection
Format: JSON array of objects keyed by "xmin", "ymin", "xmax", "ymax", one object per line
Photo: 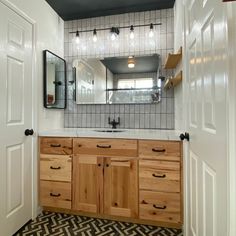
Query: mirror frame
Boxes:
[{"xmin": 43, "ymin": 50, "xmax": 67, "ymax": 109}]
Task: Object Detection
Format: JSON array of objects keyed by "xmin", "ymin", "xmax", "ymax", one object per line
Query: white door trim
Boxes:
[
  {"xmin": 226, "ymin": 3, "xmax": 236, "ymax": 236},
  {"xmin": 0, "ymin": 0, "xmax": 38, "ymax": 219}
]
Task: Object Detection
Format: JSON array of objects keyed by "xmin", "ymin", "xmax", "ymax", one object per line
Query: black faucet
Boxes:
[{"xmin": 108, "ymin": 117, "xmax": 120, "ymax": 129}]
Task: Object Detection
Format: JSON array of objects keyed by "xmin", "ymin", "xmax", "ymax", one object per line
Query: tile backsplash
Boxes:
[{"xmin": 64, "ymin": 9, "xmax": 175, "ymax": 129}]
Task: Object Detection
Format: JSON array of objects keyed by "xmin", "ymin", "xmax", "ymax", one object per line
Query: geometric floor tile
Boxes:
[{"xmin": 14, "ymin": 211, "xmax": 183, "ymax": 236}]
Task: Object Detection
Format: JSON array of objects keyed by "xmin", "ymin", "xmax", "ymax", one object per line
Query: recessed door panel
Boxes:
[
  {"xmin": 6, "ymin": 144, "xmax": 24, "ymax": 217},
  {"xmin": 202, "ymin": 162, "xmax": 216, "ymax": 236},
  {"xmin": 201, "ymin": 13, "xmax": 216, "ymax": 134},
  {"xmin": 189, "ymin": 39, "xmax": 198, "ymax": 128},
  {"xmin": 190, "ymin": 151, "xmax": 198, "ymax": 236},
  {"xmin": 8, "ymin": 21, "xmax": 24, "ymax": 48},
  {"xmin": 7, "ymin": 56, "xmax": 24, "ymax": 125}
]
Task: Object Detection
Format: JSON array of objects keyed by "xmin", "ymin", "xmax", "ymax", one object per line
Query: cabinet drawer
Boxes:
[
  {"xmin": 40, "ymin": 138, "xmax": 72, "ymax": 155},
  {"xmin": 73, "ymin": 138, "xmax": 138, "ymax": 156},
  {"xmin": 139, "ymin": 191, "xmax": 181, "ymax": 223},
  {"xmin": 40, "ymin": 180, "xmax": 71, "ymax": 209},
  {"xmin": 139, "ymin": 140, "xmax": 181, "ymax": 161},
  {"xmin": 40, "ymin": 154, "xmax": 72, "ymax": 182},
  {"xmin": 139, "ymin": 160, "xmax": 180, "ymax": 193}
]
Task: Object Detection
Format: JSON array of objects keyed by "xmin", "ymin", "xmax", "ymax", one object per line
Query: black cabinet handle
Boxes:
[
  {"xmin": 153, "ymin": 204, "xmax": 166, "ymax": 210},
  {"xmin": 25, "ymin": 129, "xmax": 34, "ymax": 136},
  {"xmin": 152, "ymin": 148, "xmax": 166, "ymax": 153},
  {"xmin": 50, "ymin": 144, "xmax": 61, "ymax": 147},
  {"xmin": 97, "ymin": 144, "xmax": 111, "ymax": 149},
  {"xmin": 50, "ymin": 193, "xmax": 61, "ymax": 197},
  {"xmin": 50, "ymin": 166, "xmax": 61, "ymax": 170},
  {"xmin": 106, "ymin": 164, "xmax": 109, "ymax": 167},
  {"xmin": 98, "ymin": 163, "xmax": 102, "ymax": 167},
  {"xmin": 152, "ymin": 174, "xmax": 166, "ymax": 178}
]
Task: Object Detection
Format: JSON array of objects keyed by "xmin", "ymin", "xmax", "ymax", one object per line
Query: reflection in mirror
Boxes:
[
  {"xmin": 43, "ymin": 50, "xmax": 66, "ymax": 109},
  {"xmin": 73, "ymin": 59, "xmax": 106, "ymax": 104},
  {"xmin": 73, "ymin": 54, "xmax": 161, "ymax": 105}
]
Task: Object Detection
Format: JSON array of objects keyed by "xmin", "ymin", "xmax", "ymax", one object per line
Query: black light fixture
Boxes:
[
  {"xmin": 93, "ymin": 29, "xmax": 97, "ymax": 42},
  {"xmin": 130, "ymin": 25, "xmax": 134, "ymax": 39},
  {"xmin": 110, "ymin": 27, "xmax": 120, "ymax": 40},
  {"xmin": 75, "ymin": 30, "xmax": 80, "ymax": 44},
  {"xmin": 149, "ymin": 23, "xmax": 154, "ymax": 38},
  {"xmin": 70, "ymin": 22, "xmax": 161, "ymax": 42}
]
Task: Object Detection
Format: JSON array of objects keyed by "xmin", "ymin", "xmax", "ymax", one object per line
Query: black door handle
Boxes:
[
  {"xmin": 25, "ymin": 129, "xmax": 34, "ymax": 136},
  {"xmin": 179, "ymin": 132, "xmax": 190, "ymax": 141}
]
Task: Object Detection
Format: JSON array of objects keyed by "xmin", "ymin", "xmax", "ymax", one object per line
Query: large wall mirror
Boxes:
[
  {"xmin": 73, "ymin": 54, "xmax": 162, "ymax": 105},
  {"xmin": 43, "ymin": 50, "xmax": 66, "ymax": 109}
]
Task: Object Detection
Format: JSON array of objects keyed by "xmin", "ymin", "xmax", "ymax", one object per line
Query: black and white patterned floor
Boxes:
[{"xmin": 15, "ymin": 211, "xmax": 183, "ymax": 236}]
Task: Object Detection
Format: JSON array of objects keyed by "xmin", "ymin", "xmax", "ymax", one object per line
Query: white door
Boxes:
[
  {"xmin": 0, "ymin": 2, "xmax": 34, "ymax": 236},
  {"xmin": 184, "ymin": 0, "xmax": 228, "ymax": 235}
]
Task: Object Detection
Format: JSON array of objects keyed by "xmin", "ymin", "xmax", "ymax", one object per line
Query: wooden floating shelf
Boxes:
[
  {"xmin": 164, "ymin": 71, "xmax": 183, "ymax": 90},
  {"xmin": 164, "ymin": 47, "xmax": 182, "ymax": 69}
]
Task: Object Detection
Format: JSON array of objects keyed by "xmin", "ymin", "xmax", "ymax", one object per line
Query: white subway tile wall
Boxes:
[{"xmin": 64, "ymin": 9, "xmax": 175, "ymax": 129}]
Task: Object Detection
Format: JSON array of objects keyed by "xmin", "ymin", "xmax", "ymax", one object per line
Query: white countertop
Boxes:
[{"xmin": 38, "ymin": 128, "xmax": 182, "ymax": 141}]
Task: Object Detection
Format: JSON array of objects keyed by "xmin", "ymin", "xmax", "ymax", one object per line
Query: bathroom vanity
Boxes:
[{"xmin": 39, "ymin": 129, "xmax": 183, "ymax": 228}]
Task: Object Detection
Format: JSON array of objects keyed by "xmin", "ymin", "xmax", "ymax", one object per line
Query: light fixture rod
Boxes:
[{"xmin": 69, "ymin": 22, "xmax": 161, "ymax": 34}]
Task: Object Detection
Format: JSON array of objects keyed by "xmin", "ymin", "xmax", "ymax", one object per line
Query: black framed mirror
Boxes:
[{"xmin": 43, "ymin": 50, "xmax": 67, "ymax": 109}]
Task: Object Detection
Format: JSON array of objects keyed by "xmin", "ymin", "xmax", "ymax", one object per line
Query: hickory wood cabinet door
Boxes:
[
  {"xmin": 73, "ymin": 155, "xmax": 104, "ymax": 213},
  {"xmin": 73, "ymin": 155, "xmax": 138, "ymax": 218},
  {"xmin": 104, "ymin": 157, "xmax": 138, "ymax": 218}
]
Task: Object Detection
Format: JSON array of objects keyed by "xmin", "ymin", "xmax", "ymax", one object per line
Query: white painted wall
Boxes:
[
  {"xmin": 174, "ymin": 0, "xmax": 184, "ymax": 130},
  {"xmin": 7, "ymin": 0, "xmax": 64, "ymax": 131}
]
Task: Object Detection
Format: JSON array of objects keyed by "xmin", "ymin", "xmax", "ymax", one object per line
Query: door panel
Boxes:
[
  {"xmin": 6, "ymin": 144, "xmax": 24, "ymax": 216},
  {"xmin": 185, "ymin": 0, "xmax": 228, "ymax": 235},
  {"xmin": 104, "ymin": 157, "xmax": 138, "ymax": 218},
  {"xmin": 0, "ymin": 2, "xmax": 33, "ymax": 235},
  {"xmin": 73, "ymin": 155, "xmax": 103, "ymax": 213}
]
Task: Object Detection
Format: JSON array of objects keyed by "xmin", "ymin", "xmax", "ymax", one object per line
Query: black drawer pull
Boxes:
[
  {"xmin": 97, "ymin": 144, "xmax": 111, "ymax": 149},
  {"xmin": 153, "ymin": 204, "xmax": 166, "ymax": 210},
  {"xmin": 50, "ymin": 166, "xmax": 61, "ymax": 170},
  {"xmin": 152, "ymin": 174, "xmax": 166, "ymax": 178},
  {"xmin": 50, "ymin": 144, "xmax": 61, "ymax": 148},
  {"xmin": 152, "ymin": 148, "xmax": 166, "ymax": 153},
  {"xmin": 50, "ymin": 193, "xmax": 61, "ymax": 197}
]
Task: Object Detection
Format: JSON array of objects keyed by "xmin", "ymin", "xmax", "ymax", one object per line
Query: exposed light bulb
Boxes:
[
  {"xmin": 130, "ymin": 25, "xmax": 134, "ymax": 39},
  {"xmin": 128, "ymin": 62, "xmax": 135, "ymax": 68},
  {"xmin": 93, "ymin": 29, "xmax": 97, "ymax": 42},
  {"xmin": 149, "ymin": 23, "xmax": 154, "ymax": 38},
  {"xmin": 111, "ymin": 32, "xmax": 116, "ymax": 41},
  {"xmin": 75, "ymin": 31, "xmax": 80, "ymax": 44},
  {"xmin": 128, "ymin": 56, "xmax": 135, "ymax": 68},
  {"xmin": 110, "ymin": 27, "xmax": 119, "ymax": 41}
]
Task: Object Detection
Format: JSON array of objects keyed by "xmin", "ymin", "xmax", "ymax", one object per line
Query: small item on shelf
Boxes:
[{"xmin": 164, "ymin": 71, "xmax": 183, "ymax": 90}]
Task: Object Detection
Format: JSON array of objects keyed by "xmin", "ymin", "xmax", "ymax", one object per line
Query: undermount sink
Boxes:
[{"xmin": 94, "ymin": 129, "xmax": 125, "ymax": 133}]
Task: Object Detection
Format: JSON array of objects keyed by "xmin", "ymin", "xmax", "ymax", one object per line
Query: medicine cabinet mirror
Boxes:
[{"xmin": 43, "ymin": 50, "xmax": 67, "ymax": 109}]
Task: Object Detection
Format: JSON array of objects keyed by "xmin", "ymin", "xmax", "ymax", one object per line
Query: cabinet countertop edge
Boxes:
[{"xmin": 38, "ymin": 128, "xmax": 182, "ymax": 141}]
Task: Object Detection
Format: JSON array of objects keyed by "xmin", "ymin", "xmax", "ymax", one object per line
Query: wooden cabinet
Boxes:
[
  {"xmin": 73, "ymin": 155, "xmax": 138, "ymax": 218},
  {"xmin": 39, "ymin": 138, "xmax": 72, "ymax": 209},
  {"xmin": 138, "ymin": 140, "xmax": 182, "ymax": 225},
  {"xmin": 39, "ymin": 137, "xmax": 182, "ymax": 228},
  {"xmin": 73, "ymin": 155, "xmax": 103, "ymax": 213},
  {"xmin": 73, "ymin": 138, "xmax": 137, "ymax": 156},
  {"xmin": 104, "ymin": 157, "xmax": 138, "ymax": 218},
  {"xmin": 139, "ymin": 140, "xmax": 181, "ymax": 162}
]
